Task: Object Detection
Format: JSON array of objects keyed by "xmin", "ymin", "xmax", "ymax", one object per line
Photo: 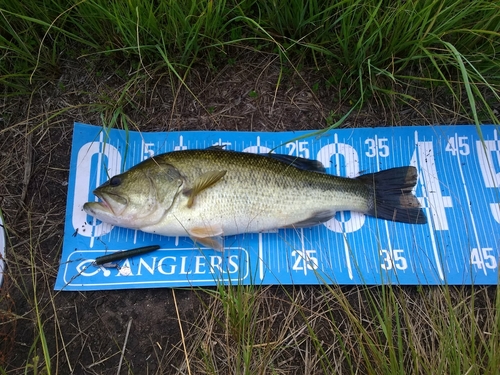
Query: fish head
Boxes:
[{"xmin": 83, "ymin": 159, "xmax": 184, "ymax": 228}]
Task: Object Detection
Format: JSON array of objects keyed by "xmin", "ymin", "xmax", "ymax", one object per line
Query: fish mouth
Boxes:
[
  {"xmin": 95, "ymin": 199, "xmax": 112, "ymax": 212},
  {"xmin": 88, "ymin": 192, "xmax": 112, "ymax": 214},
  {"xmin": 83, "ymin": 199, "xmax": 113, "ymax": 217},
  {"xmin": 92, "ymin": 191, "xmax": 127, "ymax": 216}
]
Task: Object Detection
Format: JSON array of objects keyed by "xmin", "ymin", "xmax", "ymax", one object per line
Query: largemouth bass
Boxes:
[{"xmin": 83, "ymin": 148, "xmax": 426, "ymax": 250}]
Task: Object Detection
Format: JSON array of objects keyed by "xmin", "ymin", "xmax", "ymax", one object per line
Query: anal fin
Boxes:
[{"xmin": 284, "ymin": 210, "xmax": 335, "ymax": 228}]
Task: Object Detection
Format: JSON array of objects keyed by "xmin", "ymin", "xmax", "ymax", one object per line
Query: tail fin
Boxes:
[{"xmin": 357, "ymin": 166, "xmax": 427, "ymax": 224}]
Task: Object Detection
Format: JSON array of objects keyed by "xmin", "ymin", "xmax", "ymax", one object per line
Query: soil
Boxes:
[{"xmin": 0, "ymin": 52, "xmax": 496, "ymax": 374}]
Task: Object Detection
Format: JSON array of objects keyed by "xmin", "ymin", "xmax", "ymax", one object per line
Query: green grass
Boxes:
[
  {"xmin": 1, "ymin": 0, "xmax": 499, "ymax": 120},
  {"xmin": 1, "ymin": 0, "xmax": 499, "ymax": 373}
]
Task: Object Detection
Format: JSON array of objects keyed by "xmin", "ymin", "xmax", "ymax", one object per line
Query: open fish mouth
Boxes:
[
  {"xmin": 83, "ymin": 193, "xmax": 116, "ymax": 217},
  {"xmin": 83, "ymin": 201, "xmax": 111, "ymax": 218},
  {"xmin": 95, "ymin": 198, "xmax": 112, "ymax": 212},
  {"xmin": 94, "ymin": 191, "xmax": 128, "ymax": 216},
  {"xmin": 88, "ymin": 191, "xmax": 112, "ymax": 212}
]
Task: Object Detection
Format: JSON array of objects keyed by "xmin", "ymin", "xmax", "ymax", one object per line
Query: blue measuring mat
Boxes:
[{"xmin": 55, "ymin": 123, "xmax": 500, "ymax": 290}]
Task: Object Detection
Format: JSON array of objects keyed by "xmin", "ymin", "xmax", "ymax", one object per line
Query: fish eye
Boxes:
[{"xmin": 109, "ymin": 176, "xmax": 121, "ymax": 187}]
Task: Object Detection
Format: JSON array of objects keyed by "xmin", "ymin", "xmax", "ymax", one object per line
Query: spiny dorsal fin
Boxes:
[{"xmin": 184, "ymin": 170, "xmax": 227, "ymax": 208}]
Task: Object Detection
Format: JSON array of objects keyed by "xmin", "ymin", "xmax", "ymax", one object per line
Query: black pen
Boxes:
[{"xmin": 93, "ymin": 245, "xmax": 161, "ymax": 266}]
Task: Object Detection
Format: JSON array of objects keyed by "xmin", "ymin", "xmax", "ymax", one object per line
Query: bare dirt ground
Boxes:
[{"xmin": 0, "ymin": 53, "xmax": 495, "ymax": 374}]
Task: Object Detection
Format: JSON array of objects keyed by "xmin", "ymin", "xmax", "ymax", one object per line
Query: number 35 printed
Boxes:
[{"xmin": 380, "ymin": 249, "xmax": 408, "ymax": 270}]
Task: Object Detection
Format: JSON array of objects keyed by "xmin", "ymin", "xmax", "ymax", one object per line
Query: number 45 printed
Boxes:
[{"xmin": 470, "ymin": 248, "xmax": 497, "ymax": 270}]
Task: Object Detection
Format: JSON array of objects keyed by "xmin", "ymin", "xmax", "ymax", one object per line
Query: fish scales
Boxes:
[
  {"xmin": 83, "ymin": 148, "xmax": 426, "ymax": 250},
  {"xmin": 148, "ymin": 149, "xmax": 370, "ymax": 233}
]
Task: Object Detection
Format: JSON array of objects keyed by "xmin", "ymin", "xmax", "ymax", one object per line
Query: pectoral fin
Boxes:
[
  {"xmin": 188, "ymin": 225, "xmax": 224, "ymax": 252},
  {"xmin": 183, "ymin": 170, "xmax": 227, "ymax": 208}
]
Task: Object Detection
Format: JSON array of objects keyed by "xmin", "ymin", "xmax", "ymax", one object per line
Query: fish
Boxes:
[{"xmin": 83, "ymin": 148, "xmax": 426, "ymax": 251}]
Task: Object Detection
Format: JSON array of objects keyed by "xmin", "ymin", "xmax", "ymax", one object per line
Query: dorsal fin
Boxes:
[
  {"xmin": 206, "ymin": 145, "xmax": 226, "ymax": 150},
  {"xmin": 203, "ymin": 145, "xmax": 326, "ymax": 172},
  {"xmin": 266, "ymin": 154, "xmax": 326, "ymax": 173},
  {"xmin": 183, "ymin": 170, "xmax": 227, "ymax": 208}
]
